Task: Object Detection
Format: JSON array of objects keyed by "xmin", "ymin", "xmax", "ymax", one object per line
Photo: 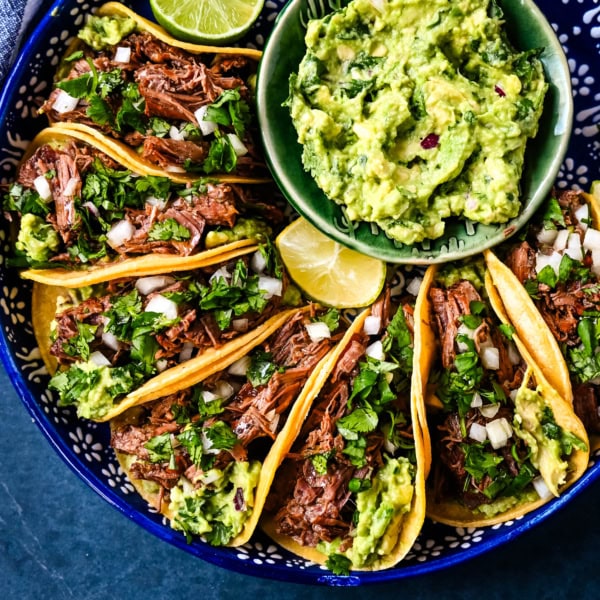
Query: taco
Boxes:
[
  {"xmin": 485, "ymin": 188, "xmax": 600, "ymax": 448},
  {"xmin": 260, "ymin": 285, "xmax": 427, "ymax": 573},
  {"xmin": 419, "ymin": 260, "xmax": 589, "ymax": 527},
  {"xmin": 40, "ymin": 2, "xmax": 268, "ymax": 182},
  {"xmin": 110, "ymin": 305, "xmax": 347, "ymax": 547},
  {"xmin": 35, "ymin": 243, "xmax": 302, "ymax": 421},
  {"xmin": 3, "ymin": 128, "xmax": 283, "ymax": 286}
]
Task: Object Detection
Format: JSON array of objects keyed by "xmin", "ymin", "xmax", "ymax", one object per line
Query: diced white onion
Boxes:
[
  {"xmin": 52, "ymin": 89, "xmax": 79, "ymax": 113},
  {"xmin": 583, "ymin": 228, "xmax": 600, "ymax": 252},
  {"xmin": 209, "ymin": 266, "xmax": 231, "ymax": 283},
  {"xmin": 165, "ymin": 165, "xmax": 186, "ymax": 173},
  {"xmin": 507, "ymin": 341, "xmax": 521, "ymax": 366},
  {"xmin": 553, "ymin": 229, "xmax": 569, "ymax": 251},
  {"xmin": 456, "ymin": 323, "xmax": 476, "ymax": 353},
  {"xmin": 90, "ymin": 351, "xmax": 111, "ymax": 367},
  {"xmin": 480, "ymin": 403, "xmax": 500, "ymax": 419},
  {"xmin": 481, "ymin": 346, "xmax": 500, "ymax": 370},
  {"xmin": 574, "ymin": 203, "xmax": 590, "ymax": 230},
  {"xmin": 258, "ymin": 275, "xmax": 283, "ymax": 298},
  {"xmin": 535, "ymin": 251, "xmax": 562, "ymax": 276},
  {"xmin": 201, "ymin": 390, "xmax": 220, "ymax": 403},
  {"xmin": 201, "ymin": 431, "xmax": 220, "ymax": 454},
  {"xmin": 486, "ymin": 417, "xmax": 513, "ymax": 449},
  {"xmin": 366, "ymin": 340, "xmax": 385, "ymax": 360},
  {"xmin": 145, "ymin": 195, "xmax": 168, "ymax": 210},
  {"xmin": 33, "ymin": 175, "xmax": 52, "ymax": 201},
  {"xmin": 232, "ymin": 318, "xmax": 249, "ymax": 332},
  {"xmin": 156, "ymin": 359, "xmax": 169, "ymax": 372},
  {"xmin": 144, "ymin": 294, "xmax": 178, "ymax": 320},
  {"xmin": 265, "ymin": 408, "xmax": 280, "ymax": 433},
  {"xmin": 135, "ymin": 275, "xmax": 175, "ymax": 296},
  {"xmin": 179, "ymin": 342, "xmax": 194, "ymax": 362},
  {"xmin": 470, "ymin": 392, "xmax": 483, "ymax": 408},
  {"xmin": 305, "ymin": 321, "xmax": 331, "ymax": 343},
  {"xmin": 199, "ymin": 471, "xmax": 222, "ymax": 485},
  {"xmin": 213, "ymin": 380, "xmax": 235, "ymax": 400},
  {"xmin": 227, "ymin": 133, "xmax": 248, "ymax": 157},
  {"xmin": 532, "ymin": 475, "xmax": 553, "ymax": 500},
  {"xmin": 83, "ymin": 201, "xmax": 100, "ymax": 218},
  {"xmin": 592, "ymin": 249, "xmax": 600, "ymax": 276},
  {"xmin": 509, "ymin": 389, "xmax": 519, "ymax": 402},
  {"xmin": 101, "ymin": 331, "xmax": 120, "ymax": 352},
  {"xmin": 63, "ymin": 177, "xmax": 79, "ymax": 197},
  {"xmin": 106, "ymin": 219, "xmax": 135, "ymax": 248},
  {"xmin": 564, "ymin": 242, "xmax": 583, "ymax": 262},
  {"xmin": 227, "ymin": 355, "xmax": 251, "ymax": 377},
  {"xmin": 469, "ymin": 422, "xmax": 488, "ymax": 443},
  {"xmin": 406, "ymin": 276, "xmax": 423, "ymax": 297},
  {"xmin": 169, "ymin": 125, "xmax": 186, "ymax": 141},
  {"xmin": 536, "ymin": 227, "xmax": 558, "ymax": 245},
  {"xmin": 114, "ymin": 46, "xmax": 131, "ymax": 63},
  {"xmin": 194, "ymin": 105, "xmax": 217, "ymax": 136},
  {"xmin": 363, "ymin": 315, "xmax": 382, "ymax": 336},
  {"xmin": 250, "ymin": 250, "xmax": 267, "ymax": 274},
  {"xmin": 370, "ymin": 0, "xmax": 385, "ymax": 11}
]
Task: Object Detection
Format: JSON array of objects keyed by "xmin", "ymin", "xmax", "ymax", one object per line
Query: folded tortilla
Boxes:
[
  {"xmin": 485, "ymin": 188, "xmax": 600, "ymax": 449},
  {"xmin": 418, "ymin": 261, "xmax": 589, "ymax": 527},
  {"xmin": 7, "ymin": 127, "xmax": 283, "ymax": 286},
  {"xmin": 260, "ymin": 290, "xmax": 427, "ymax": 572},
  {"xmin": 41, "ymin": 2, "xmax": 268, "ymax": 183},
  {"xmin": 33, "ymin": 245, "xmax": 300, "ymax": 421},
  {"xmin": 110, "ymin": 305, "xmax": 352, "ymax": 547}
]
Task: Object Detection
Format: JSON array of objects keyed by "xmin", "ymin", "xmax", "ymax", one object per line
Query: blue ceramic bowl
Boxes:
[
  {"xmin": 256, "ymin": 0, "xmax": 573, "ymax": 263},
  {"xmin": 0, "ymin": 0, "xmax": 599, "ymax": 587}
]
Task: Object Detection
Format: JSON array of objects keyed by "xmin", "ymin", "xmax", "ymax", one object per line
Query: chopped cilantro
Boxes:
[
  {"xmin": 325, "ymin": 553, "xmax": 352, "ymax": 576},
  {"xmin": 148, "ymin": 218, "xmax": 191, "ymax": 242},
  {"xmin": 204, "ymin": 421, "xmax": 238, "ymax": 451},
  {"xmin": 336, "ymin": 406, "xmax": 379, "ymax": 440},
  {"xmin": 62, "ymin": 322, "xmax": 98, "ymax": 361},
  {"xmin": 144, "ymin": 432, "xmax": 175, "ymax": 465},
  {"xmin": 247, "ymin": 349, "xmax": 279, "ymax": 387},
  {"xmin": 314, "ymin": 308, "xmax": 340, "ymax": 332}
]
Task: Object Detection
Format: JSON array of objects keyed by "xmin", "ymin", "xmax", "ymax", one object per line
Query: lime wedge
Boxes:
[
  {"xmin": 150, "ymin": 0, "xmax": 264, "ymax": 45},
  {"xmin": 276, "ymin": 218, "xmax": 387, "ymax": 308}
]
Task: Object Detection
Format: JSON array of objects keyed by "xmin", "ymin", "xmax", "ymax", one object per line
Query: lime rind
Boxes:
[
  {"xmin": 150, "ymin": 0, "xmax": 264, "ymax": 45},
  {"xmin": 276, "ymin": 218, "xmax": 387, "ymax": 308}
]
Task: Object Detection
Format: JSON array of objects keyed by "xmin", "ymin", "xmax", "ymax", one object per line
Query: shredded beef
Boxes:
[
  {"xmin": 41, "ymin": 30, "xmax": 266, "ymax": 175},
  {"xmin": 436, "ymin": 407, "xmax": 527, "ymax": 509},
  {"xmin": 573, "ymin": 384, "xmax": 600, "ymax": 434},
  {"xmin": 429, "ymin": 280, "xmax": 484, "ymax": 369},
  {"xmin": 109, "ymin": 308, "xmax": 337, "ymax": 497}
]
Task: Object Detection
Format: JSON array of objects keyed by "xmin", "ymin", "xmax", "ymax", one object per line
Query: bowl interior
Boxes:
[{"xmin": 257, "ymin": 0, "xmax": 573, "ymax": 264}]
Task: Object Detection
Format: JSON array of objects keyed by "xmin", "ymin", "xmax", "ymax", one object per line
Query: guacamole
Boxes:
[
  {"xmin": 289, "ymin": 0, "xmax": 548, "ymax": 244},
  {"xmin": 169, "ymin": 460, "xmax": 261, "ymax": 544}
]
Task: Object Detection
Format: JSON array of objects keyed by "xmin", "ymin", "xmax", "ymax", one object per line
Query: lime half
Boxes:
[
  {"xmin": 150, "ymin": 0, "xmax": 264, "ymax": 45},
  {"xmin": 276, "ymin": 218, "xmax": 387, "ymax": 308}
]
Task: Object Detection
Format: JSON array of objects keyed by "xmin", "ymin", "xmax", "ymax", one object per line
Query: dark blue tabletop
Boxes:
[{"xmin": 1, "ymin": 363, "xmax": 599, "ymax": 598}]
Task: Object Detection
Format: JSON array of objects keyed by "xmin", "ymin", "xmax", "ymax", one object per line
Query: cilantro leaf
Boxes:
[
  {"xmin": 247, "ymin": 350, "xmax": 278, "ymax": 386},
  {"xmin": 336, "ymin": 406, "xmax": 379, "ymax": 440},
  {"xmin": 144, "ymin": 432, "xmax": 175, "ymax": 464},
  {"xmin": 61, "ymin": 322, "xmax": 98, "ymax": 361},
  {"xmin": 148, "ymin": 218, "xmax": 191, "ymax": 242},
  {"xmin": 325, "ymin": 553, "xmax": 352, "ymax": 576},
  {"xmin": 204, "ymin": 421, "xmax": 238, "ymax": 451}
]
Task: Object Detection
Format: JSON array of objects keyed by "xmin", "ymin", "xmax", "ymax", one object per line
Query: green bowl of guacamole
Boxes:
[{"xmin": 256, "ymin": 0, "xmax": 572, "ymax": 264}]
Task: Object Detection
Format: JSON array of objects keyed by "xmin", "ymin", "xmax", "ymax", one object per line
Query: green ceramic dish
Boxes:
[{"xmin": 256, "ymin": 0, "xmax": 573, "ymax": 264}]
